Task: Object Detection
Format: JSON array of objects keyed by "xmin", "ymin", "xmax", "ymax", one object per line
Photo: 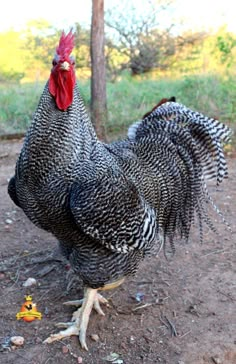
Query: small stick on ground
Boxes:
[
  {"xmin": 158, "ymin": 315, "xmax": 170, "ymax": 330},
  {"xmin": 202, "ymin": 248, "xmax": 230, "ymax": 257},
  {"xmin": 178, "ymin": 330, "xmax": 191, "ymax": 338},
  {"xmin": 7, "ymin": 268, "xmax": 21, "ymax": 290},
  {"xmin": 164, "ymin": 315, "xmax": 177, "ymax": 337},
  {"xmin": 132, "ymin": 303, "xmax": 152, "ymax": 311},
  {"xmin": 159, "ymin": 314, "xmax": 177, "ymax": 336}
]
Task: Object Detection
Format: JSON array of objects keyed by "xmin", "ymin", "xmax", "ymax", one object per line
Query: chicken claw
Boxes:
[{"xmin": 43, "ymin": 288, "xmax": 108, "ymax": 350}]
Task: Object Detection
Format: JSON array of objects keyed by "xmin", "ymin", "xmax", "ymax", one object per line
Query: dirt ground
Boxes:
[{"xmin": 0, "ymin": 139, "xmax": 235, "ymax": 364}]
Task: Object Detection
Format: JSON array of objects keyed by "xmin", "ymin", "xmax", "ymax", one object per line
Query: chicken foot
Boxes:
[
  {"xmin": 43, "ymin": 288, "xmax": 107, "ymax": 350},
  {"xmin": 44, "ymin": 278, "xmax": 125, "ymax": 350}
]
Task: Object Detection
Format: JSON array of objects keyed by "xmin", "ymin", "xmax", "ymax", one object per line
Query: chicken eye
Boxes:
[{"xmin": 52, "ymin": 59, "xmax": 57, "ymax": 66}]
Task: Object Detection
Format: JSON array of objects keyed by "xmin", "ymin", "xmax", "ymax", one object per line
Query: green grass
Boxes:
[
  {"xmin": 1, "ymin": 73, "xmax": 236, "ymax": 139},
  {"xmin": 0, "ymin": 82, "xmax": 43, "ymax": 134}
]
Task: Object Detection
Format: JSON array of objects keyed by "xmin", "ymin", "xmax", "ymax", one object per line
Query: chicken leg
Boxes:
[{"xmin": 43, "ymin": 278, "xmax": 125, "ymax": 350}]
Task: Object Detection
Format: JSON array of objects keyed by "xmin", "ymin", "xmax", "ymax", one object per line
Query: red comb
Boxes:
[{"xmin": 56, "ymin": 30, "xmax": 75, "ymax": 58}]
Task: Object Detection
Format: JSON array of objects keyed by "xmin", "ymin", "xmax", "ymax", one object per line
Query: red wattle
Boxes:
[{"xmin": 49, "ymin": 67, "xmax": 75, "ymax": 111}]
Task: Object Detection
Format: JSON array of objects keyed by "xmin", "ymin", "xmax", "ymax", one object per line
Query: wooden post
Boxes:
[{"xmin": 91, "ymin": 0, "xmax": 107, "ymax": 141}]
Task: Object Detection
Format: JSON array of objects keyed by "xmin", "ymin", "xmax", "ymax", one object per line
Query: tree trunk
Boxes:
[{"xmin": 91, "ymin": 0, "xmax": 107, "ymax": 141}]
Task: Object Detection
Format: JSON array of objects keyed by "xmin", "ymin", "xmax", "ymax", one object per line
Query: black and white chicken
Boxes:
[{"xmin": 8, "ymin": 31, "xmax": 231, "ymax": 350}]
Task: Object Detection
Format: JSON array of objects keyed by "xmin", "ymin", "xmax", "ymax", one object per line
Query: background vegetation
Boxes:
[{"xmin": 0, "ymin": 9, "xmax": 236, "ymax": 141}]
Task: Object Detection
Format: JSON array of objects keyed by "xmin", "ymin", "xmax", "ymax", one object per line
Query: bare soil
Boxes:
[{"xmin": 0, "ymin": 140, "xmax": 235, "ymax": 364}]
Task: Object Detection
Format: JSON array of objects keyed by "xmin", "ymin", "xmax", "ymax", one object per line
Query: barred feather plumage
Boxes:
[
  {"xmin": 8, "ymin": 83, "xmax": 231, "ymax": 288},
  {"xmin": 128, "ymin": 101, "xmax": 231, "ymax": 252}
]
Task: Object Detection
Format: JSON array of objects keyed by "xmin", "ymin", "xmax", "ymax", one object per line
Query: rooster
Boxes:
[{"xmin": 8, "ymin": 31, "xmax": 231, "ymax": 350}]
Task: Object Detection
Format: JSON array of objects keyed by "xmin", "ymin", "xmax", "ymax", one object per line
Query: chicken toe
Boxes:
[{"xmin": 43, "ymin": 324, "xmax": 80, "ymax": 344}]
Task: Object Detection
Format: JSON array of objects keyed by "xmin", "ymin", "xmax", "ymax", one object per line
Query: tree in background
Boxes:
[
  {"xmin": 105, "ymin": 0, "xmax": 175, "ymax": 76},
  {"xmin": 104, "ymin": 0, "xmax": 208, "ymax": 79},
  {"xmin": 0, "ymin": 30, "xmax": 26, "ymax": 82},
  {"xmin": 215, "ymin": 27, "xmax": 236, "ymax": 69},
  {"xmin": 73, "ymin": 23, "xmax": 91, "ymax": 75},
  {"xmin": 90, "ymin": 0, "xmax": 107, "ymax": 141}
]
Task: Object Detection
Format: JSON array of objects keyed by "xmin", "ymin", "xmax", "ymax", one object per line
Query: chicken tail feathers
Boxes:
[
  {"xmin": 128, "ymin": 102, "xmax": 231, "ymax": 185},
  {"xmin": 128, "ymin": 102, "xmax": 232, "ymax": 254}
]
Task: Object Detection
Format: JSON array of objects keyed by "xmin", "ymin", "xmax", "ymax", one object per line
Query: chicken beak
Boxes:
[{"xmin": 60, "ymin": 61, "xmax": 70, "ymax": 71}]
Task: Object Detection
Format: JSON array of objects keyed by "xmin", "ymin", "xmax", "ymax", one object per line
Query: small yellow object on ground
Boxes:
[{"xmin": 16, "ymin": 295, "xmax": 42, "ymax": 322}]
